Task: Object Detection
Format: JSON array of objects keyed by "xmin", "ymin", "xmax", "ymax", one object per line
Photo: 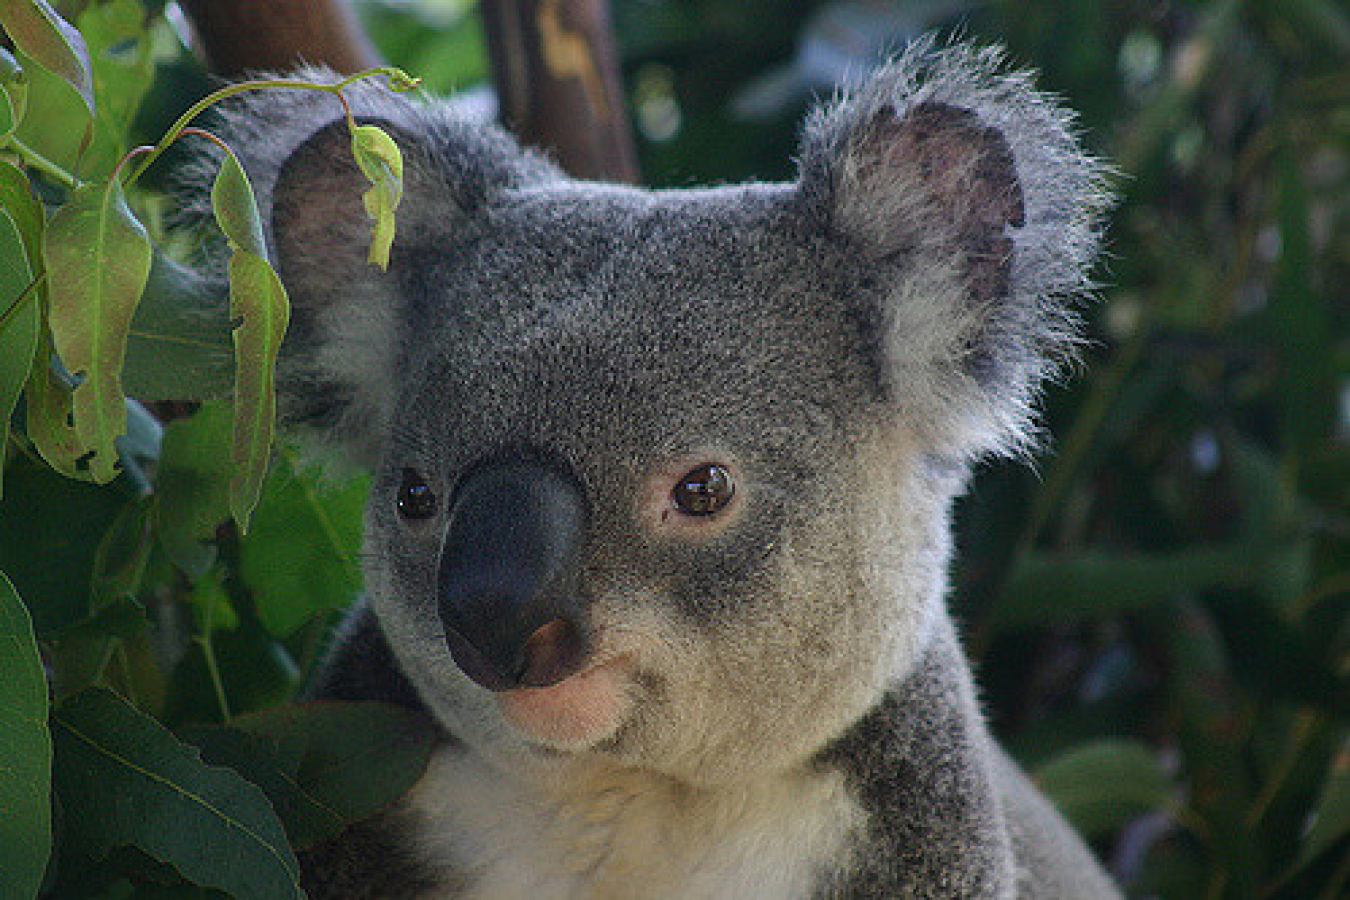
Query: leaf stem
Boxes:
[
  {"xmin": 198, "ymin": 594, "xmax": 233, "ymax": 722},
  {"xmin": 2, "ymin": 136, "xmax": 78, "ymax": 188},
  {"xmin": 122, "ymin": 67, "xmax": 417, "ymax": 188}
]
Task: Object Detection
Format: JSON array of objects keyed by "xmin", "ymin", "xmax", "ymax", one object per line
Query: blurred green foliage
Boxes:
[{"xmin": 0, "ymin": 0, "xmax": 1344, "ymax": 897}]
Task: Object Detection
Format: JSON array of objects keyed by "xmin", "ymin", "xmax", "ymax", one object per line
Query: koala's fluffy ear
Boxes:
[
  {"xmin": 797, "ymin": 42, "xmax": 1110, "ymax": 458},
  {"xmin": 190, "ymin": 73, "xmax": 557, "ymax": 464}
]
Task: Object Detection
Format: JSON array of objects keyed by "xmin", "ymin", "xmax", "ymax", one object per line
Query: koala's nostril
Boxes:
[{"xmin": 519, "ymin": 619, "xmax": 586, "ymax": 688}]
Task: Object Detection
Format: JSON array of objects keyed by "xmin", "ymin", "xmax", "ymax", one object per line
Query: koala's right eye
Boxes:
[{"xmin": 397, "ymin": 469, "xmax": 438, "ymax": 520}]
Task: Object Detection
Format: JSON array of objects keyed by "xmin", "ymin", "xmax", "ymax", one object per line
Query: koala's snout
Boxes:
[{"xmin": 436, "ymin": 459, "xmax": 591, "ymax": 692}]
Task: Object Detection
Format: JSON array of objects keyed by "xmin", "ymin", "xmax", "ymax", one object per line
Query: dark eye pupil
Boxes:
[
  {"xmin": 672, "ymin": 464, "xmax": 734, "ymax": 516},
  {"xmin": 398, "ymin": 470, "xmax": 437, "ymax": 519}
]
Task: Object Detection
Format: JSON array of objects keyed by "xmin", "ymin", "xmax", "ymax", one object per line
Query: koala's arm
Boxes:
[{"xmin": 819, "ymin": 620, "xmax": 1119, "ymax": 899}]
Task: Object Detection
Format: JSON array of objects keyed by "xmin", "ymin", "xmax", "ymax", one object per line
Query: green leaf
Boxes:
[
  {"xmin": 0, "ymin": 159, "xmax": 42, "ymax": 273},
  {"xmin": 44, "ymin": 596, "xmax": 149, "ymax": 701},
  {"xmin": 1033, "ymin": 739, "xmax": 1172, "ymax": 837},
  {"xmin": 181, "ymin": 703, "xmax": 436, "ymax": 850},
  {"xmin": 990, "ymin": 545, "xmax": 1290, "ymax": 633},
  {"xmin": 227, "ymin": 250, "xmax": 289, "ymax": 533},
  {"xmin": 187, "ymin": 565, "xmax": 238, "ymax": 633},
  {"xmin": 0, "ymin": 83, "xmax": 14, "ymax": 138},
  {"xmin": 153, "ymin": 401, "xmax": 234, "ymax": 580},
  {"xmin": 350, "ymin": 123, "xmax": 404, "ymax": 270},
  {"xmin": 240, "ymin": 454, "xmax": 366, "ymax": 637},
  {"xmin": 0, "ymin": 51, "xmax": 28, "ymax": 137},
  {"xmin": 211, "ymin": 147, "xmax": 291, "ymax": 532},
  {"xmin": 77, "ymin": 0, "xmax": 154, "ymax": 159},
  {"xmin": 0, "ymin": 0, "xmax": 95, "ymax": 125},
  {"xmin": 43, "ymin": 178, "xmax": 152, "ymax": 483},
  {"xmin": 1290, "ymin": 740, "xmax": 1350, "ymax": 873},
  {"xmin": 0, "ymin": 206, "xmax": 38, "ymax": 504},
  {"xmin": 51, "ymin": 687, "xmax": 302, "ymax": 899},
  {"xmin": 211, "ymin": 145, "xmax": 267, "ymax": 257},
  {"xmin": 0, "ymin": 570, "xmax": 52, "ymax": 900},
  {"xmin": 0, "ymin": 442, "xmax": 133, "ymax": 633},
  {"xmin": 90, "ymin": 499, "xmax": 152, "ymax": 607},
  {"xmin": 23, "ymin": 336, "xmax": 85, "ymax": 479},
  {"xmin": 0, "ymin": 46, "xmax": 19, "ymax": 81},
  {"xmin": 123, "ymin": 252, "xmax": 234, "ymax": 404}
]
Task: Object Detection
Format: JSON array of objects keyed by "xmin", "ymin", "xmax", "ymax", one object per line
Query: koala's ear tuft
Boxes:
[
  {"xmin": 797, "ymin": 42, "xmax": 1111, "ymax": 458},
  {"xmin": 183, "ymin": 71, "xmax": 558, "ymax": 465}
]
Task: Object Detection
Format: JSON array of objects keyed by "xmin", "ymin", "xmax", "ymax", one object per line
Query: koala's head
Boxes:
[{"xmin": 219, "ymin": 43, "xmax": 1105, "ymax": 785}]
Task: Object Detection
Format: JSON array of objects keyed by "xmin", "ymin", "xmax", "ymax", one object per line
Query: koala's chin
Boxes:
[{"xmin": 203, "ymin": 37, "xmax": 1120, "ymax": 899}]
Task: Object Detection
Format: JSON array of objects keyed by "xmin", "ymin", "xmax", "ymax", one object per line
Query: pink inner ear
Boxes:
[
  {"xmin": 859, "ymin": 101, "xmax": 1026, "ymax": 304},
  {"xmin": 882, "ymin": 101, "xmax": 1025, "ymax": 231}
]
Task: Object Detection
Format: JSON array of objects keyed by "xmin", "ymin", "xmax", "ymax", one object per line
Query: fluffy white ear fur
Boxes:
[{"xmin": 797, "ymin": 41, "xmax": 1111, "ymax": 459}]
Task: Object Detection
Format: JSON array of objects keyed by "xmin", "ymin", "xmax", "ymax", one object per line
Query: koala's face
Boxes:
[
  {"xmin": 358, "ymin": 185, "xmax": 952, "ymax": 782},
  {"xmin": 244, "ymin": 47, "xmax": 1103, "ymax": 783}
]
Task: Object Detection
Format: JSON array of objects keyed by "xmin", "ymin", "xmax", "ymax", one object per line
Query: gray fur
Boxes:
[{"xmin": 195, "ymin": 40, "xmax": 1116, "ymax": 897}]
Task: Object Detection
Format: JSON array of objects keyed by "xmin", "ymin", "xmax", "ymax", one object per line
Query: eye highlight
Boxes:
[
  {"xmin": 397, "ymin": 469, "xmax": 438, "ymax": 520},
  {"xmin": 671, "ymin": 464, "xmax": 735, "ymax": 517}
]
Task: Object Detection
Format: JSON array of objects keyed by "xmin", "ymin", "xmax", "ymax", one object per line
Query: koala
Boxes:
[{"xmin": 199, "ymin": 40, "xmax": 1117, "ymax": 898}]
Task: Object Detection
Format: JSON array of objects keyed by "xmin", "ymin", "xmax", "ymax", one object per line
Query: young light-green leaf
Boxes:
[
  {"xmin": 0, "ymin": 570, "xmax": 52, "ymax": 900},
  {"xmin": 0, "ymin": 207, "xmax": 38, "ymax": 504},
  {"xmin": 210, "ymin": 147, "xmax": 290, "ymax": 531},
  {"xmin": 227, "ymin": 250, "xmax": 289, "ymax": 532},
  {"xmin": 51, "ymin": 687, "xmax": 302, "ymax": 898},
  {"xmin": 350, "ymin": 123, "xmax": 404, "ymax": 270},
  {"xmin": 211, "ymin": 143, "xmax": 267, "ymax": 257},
  {"xmin": 0, "ymin": 0, "xmax": 95, "ymax": 123},
  {"xmin": 43, "ymin": 178, "xmax": 152, "ymax": 483}
]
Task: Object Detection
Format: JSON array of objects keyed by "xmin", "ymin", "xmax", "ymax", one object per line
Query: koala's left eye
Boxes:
[
  {"xmin": 397, "ymin": 469, "xmax": 438, "ymax": 520},
  {"xmin": 671, "ymin": 464, "xmax": 735, "ymax": 517}
]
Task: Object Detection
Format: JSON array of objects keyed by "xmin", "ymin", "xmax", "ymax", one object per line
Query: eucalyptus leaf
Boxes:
[
  {"xmin": 211, "ymin": 147, "xmax": 291, "ymax": 532},
  {"xmin": 239, "ymin": 454, "xmax": 366, "ymax": 637},
  {"xmin": 43, "ymin": 178, "xmax": 153, "ymax": 483},
  {"xmin": 0, "ymin": 570, "xmax": 52, "ymax": 900},
  {"xmin": 1033, "ymin": 739, "xmax": 1172, "ymax": 837},
  {"xmin": 0, "ymin": 158, "xmax": 43, "ymax": 272},
  {"xmin": 123, "ymin": 251, "xmax": 233, "ymax": 404},
  {"xmin": 350, "ymin": 123, "xmax": 404, "ymax": 270},
  {"xmin": 211, "ymin": 145, "xmax": 267, "ymax": 257},
  {"xmin": 23, "ymin": 336, "xmax": 85, "ymax": 479},
  {"xmin": 1288, "ymin": 740, "xmax": 1350, "ymax": 874},
  {"xmin": 227, "ymin": 249, "xmax": 289, "ymax": 533},
  {"xmin": 52, "ymin": 687, "xmax": 302, "ymax": 898},
  {"xmin": 78, "ymin": 0, "xmax": 154, "ymax": 158},
  {"xmin": 0, "ymin": 85, "xmax": 14, "ymax": 138},
  {"xmin": 0, "ymin": 0, "xmax": 95, "ymax": 124},
  {"xmin": 0, "ymin": 206, "xmax": 38, "ymax": 503},
  {"xmin": 180, "ymin": 703, "xmax": 437, "ymax": 850},
  {"xmin": 153, "ymin": 401, "xmax": 234, "ymax": 581}
]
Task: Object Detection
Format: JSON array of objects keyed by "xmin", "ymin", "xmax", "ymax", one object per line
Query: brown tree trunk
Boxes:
[
  {"xmin": 177, "ymin": 0, "xmax": 382, "ymax": 77},
  {"xmin": 481, "ymin": 0, "xmax": 639, "ymax": 183}
]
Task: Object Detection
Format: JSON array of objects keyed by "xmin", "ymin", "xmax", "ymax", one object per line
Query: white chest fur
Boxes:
[{"xmin": 404, "ymin": 746, "xmax": 863, "ymax": 899}]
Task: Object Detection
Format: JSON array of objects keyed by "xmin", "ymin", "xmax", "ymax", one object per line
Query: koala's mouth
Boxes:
[{"xmin": 497, "ymin": 655, "xmax": 634, "ymax": 750}]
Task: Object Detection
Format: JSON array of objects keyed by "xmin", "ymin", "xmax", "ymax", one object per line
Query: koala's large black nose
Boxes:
[{"xmin": 436, "ymin": 459, "xmax": 589, "ymax": 692}]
